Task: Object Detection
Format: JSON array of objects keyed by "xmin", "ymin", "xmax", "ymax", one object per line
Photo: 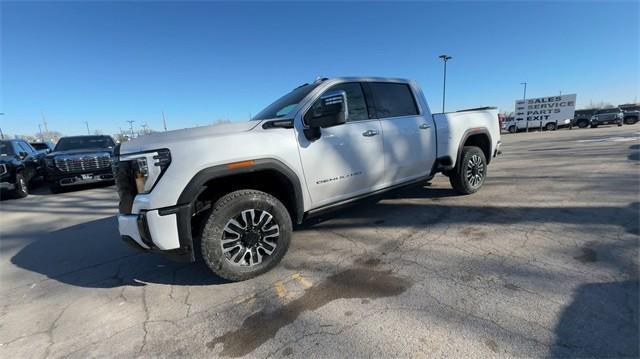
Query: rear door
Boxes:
[
  {"xmin": 599, "ymin": 109, "xmax": 614, "ymax": 122},
  {"xmin": 365, "ymin": 82, "xmax": 436, "ymax": 186},
  {"xmin": 296, "ymin": 82, "xmax": 385, "ymax": 208}
]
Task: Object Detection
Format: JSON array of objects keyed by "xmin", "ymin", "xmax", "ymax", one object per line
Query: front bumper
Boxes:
[
  {"xmin": 117, "ymin": 203, "xmax": 195, "ymax": 262},
  {"xmin": 0, "ymin": 182, "xmax": 15, "ymax": 191},
  {"xmin": 47, "ymin": 168, "xmax": 114, "ymax": 186}
]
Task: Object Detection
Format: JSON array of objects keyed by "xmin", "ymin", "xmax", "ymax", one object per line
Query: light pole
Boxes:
[
  {"xmin": 162, "ymin": 111, "xmax": 167, "ymax": 132},
  {"xmin": 439, "ymin": 54, "xmax": 452, "ymax": 113},
  {"xmin": 0, "ymin": 113, "xmax": 4, "ymax": 139},
  {"xmin": 84, "ymin": 121, "xmax": 90, "ymax": 135},
  {"xmin": 520, "ymin": 82, "xmax": 528, "ymax": 132},
  {"xmin": 126, "ymin": 120, "xmax": 135, "ymax": 137}
]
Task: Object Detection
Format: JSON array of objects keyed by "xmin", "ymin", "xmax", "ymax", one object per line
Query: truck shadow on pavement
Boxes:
[{"xmin": 10, "ymin": 216, "xmax": 226, "ymax": 288}]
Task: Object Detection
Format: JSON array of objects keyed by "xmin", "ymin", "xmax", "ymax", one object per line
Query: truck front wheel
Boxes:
[
  {"xmin": 450, "ymin": 146, "xmax": 487, "ymax": 195},
  {"xmin": 201, "ymin": 189, "xmax": 292, "ymax": 281}
]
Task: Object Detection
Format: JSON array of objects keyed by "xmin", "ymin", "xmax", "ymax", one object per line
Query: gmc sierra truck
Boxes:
[
  {"xmin": 45, "ymin": 135, "xmax": 116, "ymax": 193},
  {"xmin": 114, "ymin": 77, "xmax": 501, "ymax": 281}
]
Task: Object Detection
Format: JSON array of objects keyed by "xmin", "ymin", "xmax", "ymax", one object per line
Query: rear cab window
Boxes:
[{"xmin": 365, "ymin": 82, "xmax": 419, "ymax": 119}]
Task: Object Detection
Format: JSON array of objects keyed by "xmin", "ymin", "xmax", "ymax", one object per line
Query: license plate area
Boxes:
[{"xmin": 81, "ymin": 174, "xmax": 93, "ymax": 180}]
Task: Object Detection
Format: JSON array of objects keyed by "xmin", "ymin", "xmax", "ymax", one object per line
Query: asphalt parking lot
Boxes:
[{"xmin": 1, "ymin": 126, "xmax": 638, "ymax": 358}]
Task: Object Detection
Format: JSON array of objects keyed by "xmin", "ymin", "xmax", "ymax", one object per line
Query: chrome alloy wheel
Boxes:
[
  {"xmin": 466, "ymin": 154, "xmax": 485, "ymax": 188},
  {"xmin": 221, "ymin": 209, "xmax": 280, "ymax": 267},
  {"xmin": 19, "ymin": 177, "xmax": 28, "ymax": 194}
]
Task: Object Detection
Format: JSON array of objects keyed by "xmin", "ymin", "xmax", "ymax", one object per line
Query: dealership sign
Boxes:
[{"xmin": 514, "ymin": 94, "xmax": 577, "ymax": 124}]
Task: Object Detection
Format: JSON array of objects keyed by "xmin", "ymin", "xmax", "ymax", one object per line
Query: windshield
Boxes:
[
  {"xmin": 31, "ymin": 143, "xmax": 49, "ymax": 150},
  {"xmin": 0, "ymin": 141, "xmax": 15, "ymax": 156},
  {"xmin": 54, "ymin": 136, "xmax": 115, "ymax": 151},
  {"xmin": 252, "ymin": 83, "xmax": 319, "ymax": 121}
]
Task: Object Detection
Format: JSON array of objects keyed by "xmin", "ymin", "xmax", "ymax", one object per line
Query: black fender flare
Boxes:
[
  {"xmin": 177, "ymin": 158, "xmax": 305, "ymax": 224},
  {"xmin": 455, "ymin": 128, "xmax": 492, "ymax": 166}
]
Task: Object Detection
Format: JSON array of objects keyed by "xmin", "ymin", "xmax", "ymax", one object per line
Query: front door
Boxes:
[{"xmin": 295, "ymin": 82, "xmax": 385, "ymax": 208}]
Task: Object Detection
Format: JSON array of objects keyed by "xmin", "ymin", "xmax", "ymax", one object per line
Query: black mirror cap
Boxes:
[{"xmin": 19, "ymin": 151, "xmax": 28, "ymax": 158}]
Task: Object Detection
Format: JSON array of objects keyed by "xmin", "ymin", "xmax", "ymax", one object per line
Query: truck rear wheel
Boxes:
[
  {"xmin": 200, "ymin": 189, "xmax": 292, "ymax": 281},
  {"xmin": 450, "ymin": 146, "xmax": 487, "ymax": 195},
  {"xmin": 545, "ymin": 122, "xmax": 556, "ymax": 131},
  {"xmin": 508, "ymin": 126, "xmax": 517, "ymax": 133}
]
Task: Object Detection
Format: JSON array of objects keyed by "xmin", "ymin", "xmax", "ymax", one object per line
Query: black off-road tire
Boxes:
[
  {"xmin": 14, "ymin": 173, "xmax": 29, "ymax": 198},
  {"xmin": 201, "ymin": 190, "xmax": 292, "ymax": 282},
  {"xmin": 49, "ymin": 182, "xmax": 63, "ymax": 194},
  {"xmin": 577, "ymin": 120, "xmax": 589, "ymax": 128},
  {"xmin": 449, "ymin": 146, "xmax": 487, "ymax": 195}
]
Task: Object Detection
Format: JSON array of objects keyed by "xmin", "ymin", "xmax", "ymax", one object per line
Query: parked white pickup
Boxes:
[{"xmin": 114, "ymin": 77, "xmax": 501, "ymax": 280}]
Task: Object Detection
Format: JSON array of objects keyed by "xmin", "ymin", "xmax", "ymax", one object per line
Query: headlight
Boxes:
[{"xmin": 121, "ymin": 149, "xmax": 171, "ymax": 194}]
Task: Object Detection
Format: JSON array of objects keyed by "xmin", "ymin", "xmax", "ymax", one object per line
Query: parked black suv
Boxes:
[
  {"xmin": 45, "ymin": 135, "xmax": 116, "ymax": 193},
  {"xmin": 590, "ymin": 108, "xmax": 623, "ymax": 128},
  {"xmin": 619, "ymin": 104, "xmax": 639, "ymax": 125},
  {"xmin": 0, "ymin": 139, "xmax": 45, "ymax": 198},
  {"xmin": 573, "ymin": 109, "xmax": 598, "ymax": 128}
]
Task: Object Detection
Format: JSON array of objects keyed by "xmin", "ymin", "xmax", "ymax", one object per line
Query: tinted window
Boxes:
[
  {"xmin": 54, "ymin": 136, "xmax": 115, "ymax": 151},
  {"xmin": 306, "ymin": 82, "xmax": 369, "ymax": 122},
  {"xmin": 0, "ymin": 141, "xmax": 15, "ymax": 156},
  {"xmin": 30, "ymin": 143, "xmax": 49, "ymax": 151},
  {"xmin": 253, "ymin": 83, "xmax": 320, "ymax": 121},
  {"xmin": 367, "ymin": 82, "xmax": 419, "ymax": 118},
  {"xmin": 18, "ymin": 142, "xmax": 35, "ymax": 154}
]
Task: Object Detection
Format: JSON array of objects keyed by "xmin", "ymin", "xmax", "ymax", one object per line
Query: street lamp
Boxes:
[
  {"xmin": 439, "ymin": 54, "xmax": 453, "ymax": 113},
  {"xmin": 520, "ymin": 82, "xmax": 528, "ymax": 132}
]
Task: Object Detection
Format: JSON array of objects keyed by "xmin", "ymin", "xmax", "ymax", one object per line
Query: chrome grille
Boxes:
[{"xmin": 55, "ymin": 155, "xmax": 111, "ymax": 173}]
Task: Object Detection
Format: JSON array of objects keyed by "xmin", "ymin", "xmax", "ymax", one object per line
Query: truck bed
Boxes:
[{"xmin": 432, "ymin": 107, "xmax": 500, "ymax": 167}]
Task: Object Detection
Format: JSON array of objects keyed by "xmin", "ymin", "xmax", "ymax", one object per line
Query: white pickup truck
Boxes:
[{"xmin": 114, "ymin": 77, "xmax": 501, "ymax": 281}]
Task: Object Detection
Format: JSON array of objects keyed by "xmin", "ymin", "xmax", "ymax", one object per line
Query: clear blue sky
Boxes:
[{"xmin": 2, "ymin": 1, "xmax": 638, "ymax": 136}]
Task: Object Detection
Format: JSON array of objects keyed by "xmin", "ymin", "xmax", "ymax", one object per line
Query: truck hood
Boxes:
[
  {"xmin": 0, "ymin": 155, "xmax": 16, "ymax": 164},
  {"xmin": 120, "ymin": 121, "xmax": 261, "ymax": 154}
]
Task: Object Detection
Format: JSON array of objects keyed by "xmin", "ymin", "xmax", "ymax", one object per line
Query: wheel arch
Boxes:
[
  {"xmin": 178, "ymin": 158, "xmax": 305, "ymax": 224},
  {"xmin": 456, "ymin": 128, "xmax": 492, "ymax": 166}
]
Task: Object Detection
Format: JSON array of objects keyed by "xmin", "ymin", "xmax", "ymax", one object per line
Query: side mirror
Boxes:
[
  {"xmin": 19, "ymin": 151, "xmax": 28, "ymax": 159},
  {"xmin": 305, "ymin": 90, "xmax": 348, "ymax": 128}
]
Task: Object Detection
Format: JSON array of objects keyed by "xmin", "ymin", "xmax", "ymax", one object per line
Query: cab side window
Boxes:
[
  {"xmin": 307, "ymin": 82, "xmax": 369, "ymax": 122},
  {"xmin": 366, "ymin": 82, "xmax": 419, "ymax": 118}
]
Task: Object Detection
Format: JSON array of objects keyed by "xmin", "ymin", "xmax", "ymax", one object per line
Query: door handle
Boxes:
[
  {"xmin": 419, "ymin": 123, "xmax": 431, "ymax": 130},
  {"xmin": 362, "ymin": 129, "xmax": 379, "ymax": 137}
]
